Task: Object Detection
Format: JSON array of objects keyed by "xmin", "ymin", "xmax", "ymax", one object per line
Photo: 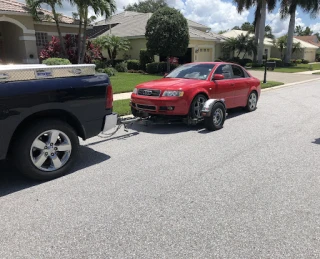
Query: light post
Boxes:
[{"xmin": 263, "ymin": 49, "xmax": 268, "ymax": 84}]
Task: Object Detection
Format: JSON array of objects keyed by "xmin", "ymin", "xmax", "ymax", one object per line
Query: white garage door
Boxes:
[{"xmin": 304, "ymin": 49, "xmax": 316, "ymax": 62}]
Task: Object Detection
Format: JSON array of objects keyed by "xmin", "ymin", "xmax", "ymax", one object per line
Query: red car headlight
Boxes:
[{"xmin": 162, "ymin": 90, "xmax": 184, "ymax": 97}]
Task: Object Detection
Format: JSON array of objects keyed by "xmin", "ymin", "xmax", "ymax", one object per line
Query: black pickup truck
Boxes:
[{"xmin": 0, "ymin": 64, "xmax": 117, "ymax": 180}]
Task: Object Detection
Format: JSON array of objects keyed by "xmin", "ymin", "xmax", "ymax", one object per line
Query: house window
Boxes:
[{"xmin": 35, "ymin": 32, "xmax": 48, "ymax": 47}]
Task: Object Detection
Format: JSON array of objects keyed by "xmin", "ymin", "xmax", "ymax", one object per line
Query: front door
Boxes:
[
  {"xmin": 231, "ymin": 64, "xmax": 250, "ymax": 107},
  {"xmin": 210, "ymin": 64, "xmax": 235, "ymax": 108}
]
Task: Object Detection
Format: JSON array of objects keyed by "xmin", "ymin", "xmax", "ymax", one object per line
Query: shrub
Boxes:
[
  {"xmin": 139, "ymin": 49, "xmax": 154, "ymax": 71},
  {"xmin": 42, "ymin": 58, "xmax": 71, "ymax": 65},
  {"xmin": 268, "ymin": 58, "xmax": 283, "ymax": 67},
  {"xmin": 115, "ymin": 61, "xmax": 128, "ymax": 72},
  {"xmin": 104, "ymin": 67, "xmax": 117, "ymax": 77},
  {"xmin": 245, "ymin": 63, "xmax": 253, "ymax": 67},
  {"xmin": 296, "ymin": 59, "xmax": 302, "ymax": 64},
  {"xmin": 106, "ymin": 59, "xmax": 125, "ymax": 67},
  {"xmin": 215, "ymin": 59, "xmax": 222, "ymax": 62},
  {"xmin": 94, "ymin": 59, "xmax": 106, "ymax": 70},
  {"xmin": 127, "ymin": 60, "xmax": 140, "ymax": 70},
  {"xmin": 252, "ymin": 62, "xmax": 264, "ymax": 68},
  {"xmin": 146, "ymin": 62, "xmax": 179, "ymax": 74},
  {"xmin": 96, "ymin": 68, "xmax": 105, "ymax": 73},
  {"xmin": 302, "ymin": 59, "xmax": 310, "ymax": 64},
  {"xmin": 239, "ymin": 58, "xmax": 252, "ymax": 67}
]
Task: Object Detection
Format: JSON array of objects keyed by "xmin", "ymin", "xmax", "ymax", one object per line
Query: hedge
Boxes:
[
  {"xmin": 146, "ymin": 62, "xmax": 179, "ymax": 74},
  {"xmin": 42, "ymin": 58, "xmax": 71, "ymax": 65},
  {"xmin": 127, "ymin": 60, "xmax": 140, "ymax": 70},
  {"xmin": 139, "ymin": 49, "xmax": 154, "ymax": 71},
  {"xmin": 268, "ymin": 58, "xmax": 283, "ymax": 67}
]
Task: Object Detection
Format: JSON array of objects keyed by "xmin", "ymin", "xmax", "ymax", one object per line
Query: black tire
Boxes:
[
  {"xmin": 11, "ymin": 119, "xmax": 79, "ymax": 181},
  {"xmin": 189, "ymin": 94, "xmax": 208, "ymax": 119},
  {"xmin": 204, "ymin": 102, "xmax": 226, "ymax": 131},
  {"xmin": 246, "ymin": 91, "xmax": 258, "ymax": 112},
  {"xmin": 131, "ymin": 106, "xmax": 139, "ymax": 117}
]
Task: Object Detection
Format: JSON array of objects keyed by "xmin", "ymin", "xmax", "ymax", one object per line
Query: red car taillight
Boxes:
[{"xmin": 105, "ymin": 84, "xmax": 113, "ymax": 109}]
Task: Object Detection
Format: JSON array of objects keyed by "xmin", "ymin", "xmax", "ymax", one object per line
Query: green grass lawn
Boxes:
[
  {"xmin": 249, "ymin": 63, "xmax": 320, "ymax": 73},
  {"xmin": 113, "ymin": 81, "xmax": 284, "ymax": 116},
  {"xmin": 113, "ymin": 99, "xmax": 132, "ymax": 116},
  {"xmin": 260, "ymin": 81, "xmax": 284, "ymax": 89},
  {"xmin": 110, "ymin": 73, "xmax": 162, "ymax": 94}
]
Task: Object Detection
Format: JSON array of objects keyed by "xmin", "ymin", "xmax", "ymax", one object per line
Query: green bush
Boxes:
[
  {"xmin": 94, "ymin": 59, "xmax": 106, "ymax": 70},
  {"xmin": 252, "ymin": 62, "xmax": 264, "ymax": 68},
  {"xmin": 127, "ymin": 60, "xmax": 140, "ymax": 70},
  {"xmin": 302, "ymin": 59, "xmax": 310, "ymax": 64},
  {"xmin": 104, "ymin": 67, "xmax": 117, "ymax": 77},
  {"xmin": 42, "ymin": 58, "xmax": 71, "ymax": 65},
  {"xmin": 115, "ymin": 61, "xmax": 128, "ymax": 72},
  {"xmin": 296, "ymin": 59, "xmax": 302, "ymax": 64},
  {"xmin": 214, "ymin": 59, "xmax": 222, "ymax": 62},
  {"xmin": 245, "ymin": 63, "xmax": 253, "ymax": 67},
  {"xmin": 146, "ymin": 62, "xmax": 179, "ymax": 74},
  {"xmin": 268, "ymin": 58, "xmax": 283, "ymax": 67},
  {"xmin": 239, "ymin": 58, "xmax": 252, "ymax": 67},
  {"xmin": 139, "ymin": 49, "xmax": 154, "ymax": 71},
  {"xmin": 106, "ymin": 59, "xmax": 125, "ymax": 67}
]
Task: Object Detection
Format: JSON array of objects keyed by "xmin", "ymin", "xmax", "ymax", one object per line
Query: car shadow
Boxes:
[
  {"xmin": 126, "ymin": 107, "xmax": 250, "ymax": 135},
  {"xmin": 312, "ymin": 138, "xmax": 320, "ymax": 145},
  {"xmin": 0, "ymin": 146, "xmax": 110, "ymax": 197}
]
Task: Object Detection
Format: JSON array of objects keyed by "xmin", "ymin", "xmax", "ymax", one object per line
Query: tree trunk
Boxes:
[
  {"xmin": 52, "ymin": 6, "xmax": 67, "ymax": 58},
  {"xmin": 80, "ymin": 7, "xmax": 88, "ymax": 64},
  {"xmin": 285, "ymin": 7, "xmax": 296, "ymax": 64},
  {"xmin": 77, "ymin": 12, "xmax": 83, "ymax": 64},
  {"xmin": 167, "ymin": 57, "xmax": 170, "ymax": 73},
  {"xmin": 253, "ymin": 9, "xmax": 261, "ymax": 63},
  {"xmin": 257, "ymin": 0, "xmax": 266, "ymax": 64}
]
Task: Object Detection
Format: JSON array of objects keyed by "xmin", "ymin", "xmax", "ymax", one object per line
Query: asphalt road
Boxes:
[{"xmin": 1, "ymin": 81, "xmax": 320, "ymax": 258}]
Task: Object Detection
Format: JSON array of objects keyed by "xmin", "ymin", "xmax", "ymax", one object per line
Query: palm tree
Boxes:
[
  {"xmin": 93, "ymin": 35, "xmax": 130, "ymax": 65},
  {"xmin": 280, "ymin": 0, "xmax": 320, "ymax": 64},
  {"xmin": 26, "ymin": 0, "xmax": 67, "ymax": 57},
  {"xmin": 274, "ymin": 35, "xmax": 302, "ymax": 60},
  {"xmin": 233, "ymin": 0, "xmax": 277, "ymax": 64},
  {"xmin": 70, "ymin": 0, "xmax": 116, "ymax": 63},
  {"xmin": 222, "ymin": 37, "xmax": 238, "ymax": 59}
]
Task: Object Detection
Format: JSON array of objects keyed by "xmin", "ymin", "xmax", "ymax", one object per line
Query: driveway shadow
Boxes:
[{"xmin": 0, "ymin": 146, "xmax": 110, "ymax": 197}]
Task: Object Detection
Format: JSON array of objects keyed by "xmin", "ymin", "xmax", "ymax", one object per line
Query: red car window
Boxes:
[{"xmin": 214, "ymin": 64, "xmax": 232, "ymax": 79}]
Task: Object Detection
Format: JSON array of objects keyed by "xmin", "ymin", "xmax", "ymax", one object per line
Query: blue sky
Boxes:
[{"xmin": 17, "ymin": 0, "xmax": 320, "ymax": 37}]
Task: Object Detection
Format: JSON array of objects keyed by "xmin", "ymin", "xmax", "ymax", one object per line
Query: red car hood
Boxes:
[{"xmin": 135, "ymin": 78, "xmax": 209, "ymax": 90}]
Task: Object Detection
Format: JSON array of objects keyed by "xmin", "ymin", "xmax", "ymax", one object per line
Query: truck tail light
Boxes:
[{"xmin": 106, "ymin": 84, "xmax": 113, "ymax": 109}]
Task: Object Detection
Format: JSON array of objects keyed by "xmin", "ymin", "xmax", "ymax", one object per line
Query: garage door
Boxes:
[
  {"xmin": 304, "ymin": 49, "xmax": 316, "ymax": 62},
  {"xmin": 197, "ymin": 48, "xmax": 212, "ymax": 62}
]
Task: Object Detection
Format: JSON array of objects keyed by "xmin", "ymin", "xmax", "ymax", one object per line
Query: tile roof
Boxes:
[
  {"xmin": 294, "ymin": 35, "xmax": 320, "ymax": 47},
  {"xmin": 0, "ymin": 0, "xmax": 75, "ymax": 24},
  {"xmin": 92, "ymin": 11, "xmax": 226, "ymax": 42},
  {"xmin": 222, "ymin": 29, "xmax": 274, "ymax": 46}
]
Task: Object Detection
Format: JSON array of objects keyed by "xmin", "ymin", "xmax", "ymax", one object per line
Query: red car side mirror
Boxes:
[{"xmin": 213, "ymin": 74, "xmax": 224, "ymax": 80}]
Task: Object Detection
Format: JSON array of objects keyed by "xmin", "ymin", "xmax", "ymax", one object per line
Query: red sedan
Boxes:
[{"xmin": 130, "ymin": 62, "xmax": 261, "ymax": 119}]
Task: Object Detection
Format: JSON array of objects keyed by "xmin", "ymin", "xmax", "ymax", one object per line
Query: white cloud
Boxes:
[
  {"xmin": 175, "ymin": 0, "xmax": 250, "ymax": 32},
  {"xmin": 310, "ymin": 23, "xmax": 320, "ymax": 33},
  {"xmin": 266, "ymin": 9, "xmax": 305, "ymax": 37}
]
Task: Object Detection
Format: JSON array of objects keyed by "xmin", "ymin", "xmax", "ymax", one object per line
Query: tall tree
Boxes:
[
  {"xmin": 281, "ymin": 0, "xmax": 320, "ymax": 63},
  {"xmin": 70, "ymin": 0, "xmax": 116, "ymax": 63},
  {"xmin": 234, "ymin": 0, "xmax": 276, "ymax": 63},
  {"xmin": 145, "ymin": 7, "xmax": 189, "ymax": 72},
  {"xmin": 294, "ymin": 25, "xmax": 313, "ymax": 36},
  {"xmin": 124, "ymin": 0, "xmax": 168, "ymax": 13},
  {"xmin": 241, "ymin": 22, "xmax": 255, "ymax": 32},
  {"xmin": 26, "ymin": 0, "xmax": 67, "ymax": 57}
]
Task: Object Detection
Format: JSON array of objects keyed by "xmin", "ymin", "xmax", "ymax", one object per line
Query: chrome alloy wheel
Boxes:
[{"xmin": 30, "ymin": 130, "xmax": 72, "ymax": 172}]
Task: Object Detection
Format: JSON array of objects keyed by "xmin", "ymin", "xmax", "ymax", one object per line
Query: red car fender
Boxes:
[
  {"xmin": 247, "ymin": 78, "xmax": 261, "ymax": 99},
  {"xmin": 184, "ymin": 87, "xmax": 210, "ymax": 104}
]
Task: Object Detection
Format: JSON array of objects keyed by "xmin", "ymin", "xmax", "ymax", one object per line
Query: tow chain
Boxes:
[{"xmin": 97, "ymin": 116, "xmax": 139, "ymax": 139}]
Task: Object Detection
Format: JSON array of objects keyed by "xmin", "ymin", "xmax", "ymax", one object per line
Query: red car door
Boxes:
[
  {"xmin": 209, "ymin": 64, "xmax": 235, "ymax": 108},
  {"xmin": 231, "ymin": 65, "xmax": 250, "ymax": 107}
]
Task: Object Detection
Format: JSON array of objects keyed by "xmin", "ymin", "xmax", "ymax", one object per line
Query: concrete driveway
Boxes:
[
  {"xmin": 249, "ymin": 69, "xmax": 320, "ymax": 84},
  {"xmin": 1, "ymin": 79, "xmax": 320, "ymax": 258}
]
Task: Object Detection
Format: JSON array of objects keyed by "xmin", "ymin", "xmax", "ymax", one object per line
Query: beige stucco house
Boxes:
[
  {"xmin": 0, "ymin": 0, "xmax": 81, "ymax": 64},
  {"xmin": 222, "ymin": 29, "xmax": 318, "ymax": 62},
  {"xmin": 89, "ymin": 11, "xmax": 227, "ymax": 63}
]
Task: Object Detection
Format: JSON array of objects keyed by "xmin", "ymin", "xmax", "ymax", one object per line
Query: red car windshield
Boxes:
[{"xmin": 165, "ymin": 63, "xmax": 216, "ymax": 80}]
